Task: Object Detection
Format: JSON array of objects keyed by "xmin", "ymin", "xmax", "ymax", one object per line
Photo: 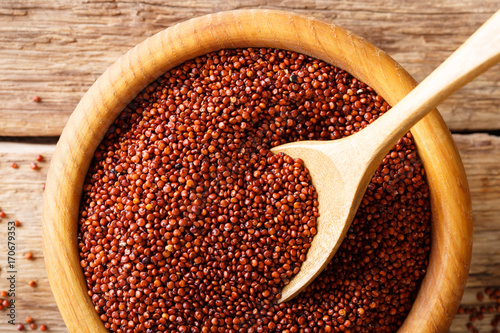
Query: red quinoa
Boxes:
[
  {"xmin": 79, "ymin": 48, "xmax": 431, "ymax": 332},
  {"xmin": 457, "ymin": 287, "xmax": 500, "ymax": 332}
]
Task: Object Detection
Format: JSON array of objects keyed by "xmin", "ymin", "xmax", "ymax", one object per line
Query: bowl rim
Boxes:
[{"xmin": 42, "ymin": 9, "xmax": 473, "ymax": 333}]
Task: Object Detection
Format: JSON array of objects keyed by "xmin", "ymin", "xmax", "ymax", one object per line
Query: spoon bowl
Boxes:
[{"xmin": 273, "ymin": 8, "xmax": 500, "ymax": 302}]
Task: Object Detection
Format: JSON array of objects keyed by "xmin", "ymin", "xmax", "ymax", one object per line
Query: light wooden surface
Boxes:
[
  {"xmin": 0, "ymin": 1, "xmax": 499, "ymax": 332},
  {"xmin": 1, "ymin": 134, "xmax": 499, "ymax": 332},
  {"xmin": 1, "ymin": 0, "xmax": 500, "ymax": 136}
]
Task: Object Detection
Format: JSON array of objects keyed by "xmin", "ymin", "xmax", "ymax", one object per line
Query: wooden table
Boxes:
[{"xmin": 1, "ymin": 1, "xmax": 499, "ymax": 332}]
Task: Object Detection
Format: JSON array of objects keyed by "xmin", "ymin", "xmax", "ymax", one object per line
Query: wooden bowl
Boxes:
[{"xmin": 42, "ymin": 9, "xmax": 472, "ymax": 333}]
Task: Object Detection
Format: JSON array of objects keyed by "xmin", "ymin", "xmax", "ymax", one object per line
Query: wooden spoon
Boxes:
[{"xmin": 273, "ymin": 9, "xmax": 500, "ymax": 303}]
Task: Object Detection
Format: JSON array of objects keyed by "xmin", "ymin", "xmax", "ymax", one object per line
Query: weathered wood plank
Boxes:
[
  {"xmin": 0, "ymin": 143, "xmax": 62, "ymax": 331},
  {"xmin": 0, "ymin": 133, "xmax": 499, "ymax": 331},
  {"xmin": 448, "ymin": 135, "xmax": 500, "ymax": 333},
  {"xmin": 0, "ymin": 0, "xmax": 499, "ymax": 136}
]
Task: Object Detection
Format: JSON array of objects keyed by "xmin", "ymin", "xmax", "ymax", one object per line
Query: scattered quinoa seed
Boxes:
[
  {"xmin": 457, "ymin": 287, "xmax": 500, "ymax": 332},
  {"xmin": 33, "ymin": 96, "xmax": 41, "ymax": 103}
]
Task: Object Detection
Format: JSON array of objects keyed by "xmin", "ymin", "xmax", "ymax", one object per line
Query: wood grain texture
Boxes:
[
  {"xmin": 0, "ymin": 133, "xmax": 498, "ymax": 332},
  {"xmin": 0, "ymin": 0, "xmax": 500, "ymax": 136},
  {"xmin": 0, "ymin": 143, "xmax": 64, "ymax": 332}
]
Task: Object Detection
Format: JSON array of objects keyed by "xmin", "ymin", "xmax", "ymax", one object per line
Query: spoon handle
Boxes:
[{"xmin": 356, "ymin": 9, "xmax": 500, "ymax": 164}]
